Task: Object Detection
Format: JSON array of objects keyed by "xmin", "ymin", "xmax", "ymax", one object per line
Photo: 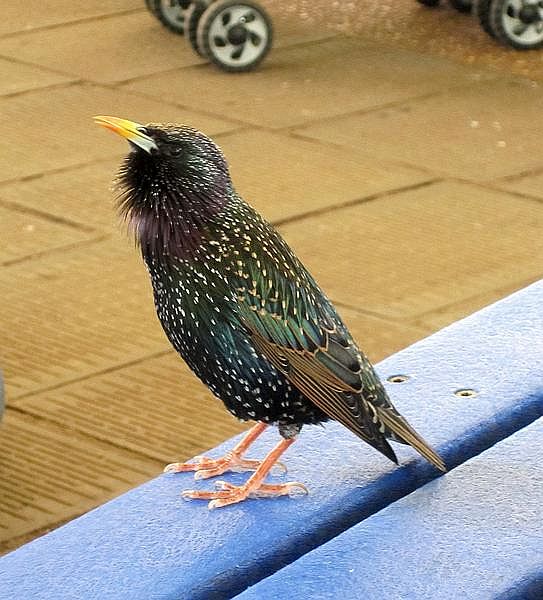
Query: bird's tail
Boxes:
[{"xmin": 376, "ymin": 406, "xmax": 446, "ymax": 472}]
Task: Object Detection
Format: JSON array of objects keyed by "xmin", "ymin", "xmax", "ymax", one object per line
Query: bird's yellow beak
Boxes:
[{"xmin": 94, "ymin": 115, "xmax": 158, "ymax": 154}]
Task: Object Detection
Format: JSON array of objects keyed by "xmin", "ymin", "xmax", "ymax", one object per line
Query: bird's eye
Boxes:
[
  {"xmin": 169, "ymin": 146, "xmax": 184, "ymax": 157},
  {"xmin": 137, "ymin": 127, "xmax": 149, "ymax": 135}
]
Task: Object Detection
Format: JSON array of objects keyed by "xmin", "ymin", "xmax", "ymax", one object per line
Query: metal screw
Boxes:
[
  {"xmin": 454, "ymin": 388, "xmax": 478, "ymax": 398},
  {"xmin": 387, "ymin": 374, "xmax": 410, "ymax": 384}
]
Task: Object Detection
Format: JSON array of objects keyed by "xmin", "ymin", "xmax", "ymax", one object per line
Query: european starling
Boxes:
[{"xmin": 95, "ymin": 116, "xmax": 446, "ymax": 509}]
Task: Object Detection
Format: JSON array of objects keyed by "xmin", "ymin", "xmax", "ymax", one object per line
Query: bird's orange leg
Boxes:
[
  {"xmin": 164, "ymin": 422, "xmax": 286, "ymax": 480},
  {"xmin": 182, "ymin": 437, "xmax": 308, "ymax": 509}
]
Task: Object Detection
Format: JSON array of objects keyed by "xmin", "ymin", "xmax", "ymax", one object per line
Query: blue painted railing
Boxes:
[{"xmin": 1, "ymin": 281, "xmax": 542, "ymax": 600}]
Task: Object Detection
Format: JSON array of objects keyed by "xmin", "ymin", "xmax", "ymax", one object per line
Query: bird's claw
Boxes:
[
  {"xmin": 164, "ymin": 454, "xmax": 287, "ymax": 479},
  {"xmin": 181, "ymin": 480, "xmax": 308, "ymax": 509},
  {"xmin": 249, "ymin": 481, "xmax": 308, "ymax": 499},
  {"xmin": 165, "ymin": 454, "xmax": 224, "ymax": 473},
  {"xmin": 270, "ymin": 461, "xmax": 288, "ymax": 475}
]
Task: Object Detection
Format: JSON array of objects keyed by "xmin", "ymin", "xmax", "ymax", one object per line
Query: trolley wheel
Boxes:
[
  {"xmin": 147, "ymin": 0, "xmax": 192, "ymax": 34},
  {"xmin": 186, "ymin": 0, "xmax": 214, "ymax": 56},
  {"xmin": 489, "ymin": 0, "xmax": 543, "ymax": 48},
  {"xmin": 145, "ymin": 0, "xmax": 160, "ymax": 16},
  {"xmin": 475, "ymin": 0, "xmax": 497, "ymax": 36},
  {"xmin": 196, "ymin": 0, "xmax": 273, "ymax": 71},
  {"xmin": 449, "ymin": 0, "xmax": 473, "ymax": 12},
  {"xmin": 416, "ymin": 0, "xmax": 440, "ymax": 7}
]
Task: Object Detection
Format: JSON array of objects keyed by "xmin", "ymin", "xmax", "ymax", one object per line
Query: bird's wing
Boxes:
[
  {"xmin": 234, "ymin": 242, "xmax": 445, "ymax": 471},
  {"xmin": 235, "ymin": 263, "xmax": 400, "ymax": 463}
]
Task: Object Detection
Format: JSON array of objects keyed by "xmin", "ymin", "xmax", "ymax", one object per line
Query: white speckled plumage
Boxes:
[{"xmin": 110, "ymin": 121, "xmax": 445, "ymax": 469}]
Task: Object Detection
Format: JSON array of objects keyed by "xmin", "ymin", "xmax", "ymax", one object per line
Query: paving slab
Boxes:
[
  {"xmin": 0, "ymin": 83, "xmax": 237, "ymax": 183},
  {"xmin": 255, "ymin": 7, "xmax": 337, "ymax": 48},
  {"xmin": 14, "ymin": 308, "xmax": 427, "ymax": 461},
  {"xmin": 15, "ymin": 353, "xmax": 249, "ymax": 464},
  {"xmin": 0, "ymin": 0, "xmax": 136, "ymax": 37},
  {"xmin": 297, "ymin": 78, "xmax": 543, "ymax": 180},
  {"xmin": 0, "ymin": 156, "xmax": 124, "ymax": 231},
  {"xmin": 263, "ymin": 0, "xmax": 543, "ymax": 81},
  {"xmin": 124, "ymin": 37, "xmax": 493, "ymax": 129},
  {"xmin": 0, "ymin": 57, "xmax": 74, "ymax": 96},
  {"xmin": 0, "ymin": 12, "xmax": 204, "ymax": 83},
  {"xmin": 2, "ymin": 236, "xmax": 168, "ymax": 399},
  {"xmin": 0, "ymin": 10, "xmax": 335, "ymax": 84},
  {"xmin": 337, "ymin": 306, "xmax": 430, "ymax": 362},
  {"xmin": 277, "ymin": 180, "xmax": 543, "ymax": 319},
  {"xmin": 0, "ymin": 129, "xmax": 431, "ymax": 233},
  {"xmin": 0, "ymin": 204, "xmax": 95, "ymax": 265},
  {"xmin": 0, "ymin": 410, "xmax": 160, "ymax": 544},
  {"xmin": 495, "ymin": 171, "xmax": 543, "ymax": 202},
  {"xmin": 219, "ymin": 129, "xmax": 432, "ymax": 222},
  {"xmin": 415, "ymin": 277, "xmax": 542, "ymax": 331}
]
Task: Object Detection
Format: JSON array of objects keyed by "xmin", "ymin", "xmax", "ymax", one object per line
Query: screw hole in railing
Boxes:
[
  {"xmin": 387, "ymin": 374, "xmax": 411, "ymax": 384},
  {"xmin": 454, "ymin": 388, "xmax": 478, "ymax": 398}
]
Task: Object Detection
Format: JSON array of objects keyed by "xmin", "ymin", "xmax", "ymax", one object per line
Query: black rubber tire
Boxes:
[
  {"xmin": 489, "ymin": 0, "xmax": 543, "ymax": 49},
  {"xmin": 449, "ymin": 0, "xmax": 473, "ymax": 12},
  {"xmin": 186, "ymin": 0, "xmax": 214, "ymax": 56},
  {"xmin": 148, "ymin": 0, "xmax": 190, "ymax": 35},
  {"xmin": 475, "ymin": 0, "xmax": 497, "ymax": 37},
  {"xmin": 196, "ymin": 0, "xmax": 273, "ymax": 72},
  {"xmin": 145, "ymin": 0, "xmax": 161, "ymax": 16},
  {"xmin": 416, "ymin": 0, "xmax": 440, "ymax": 6}
]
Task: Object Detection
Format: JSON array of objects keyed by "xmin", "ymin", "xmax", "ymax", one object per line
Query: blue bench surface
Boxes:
[
  {"xmin": 237, "ymin": 417, "xmax": 543, "ymax": 600},
  {"xmin": 1, "ymin": 281, "xmax": 542, "ymax": 599}
]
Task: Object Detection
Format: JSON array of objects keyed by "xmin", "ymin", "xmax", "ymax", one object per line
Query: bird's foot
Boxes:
[
  {"xmin": 182, "ymin": 479, "xmax": 308, "ymax": 509},
  {"xmin": 164, "ymin": 453, "xmax": 287, "ymax": 480}
]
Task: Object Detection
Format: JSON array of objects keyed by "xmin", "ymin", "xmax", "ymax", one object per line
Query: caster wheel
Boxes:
[
  {"xmin": 145, "ymin": 0, "xmax": 160, "ymax": 16},
  {"xmin": 147, "ymin": 0, "xmax": 192, "ymax": 35},
  {"xmin": 416, "ymin": 0, "xmax": 440, "ymax": 6},
  {"xmin": 489, "ymin": 0, "xmax": 543, "ymax": 48},
  {"xmin": 475, "ymin": 0, "xmax": 497, "ymax": 36},
  {"xmin": 196, "ymin": 0, "xmax": 273, "ymax": 71},
  {"xmin": 186, "ymin": 0, "xmax": 214, "ymax": 56},
  {"xmin": 449, "ymin": 0, "xmax": 473, "ymax": 11}
]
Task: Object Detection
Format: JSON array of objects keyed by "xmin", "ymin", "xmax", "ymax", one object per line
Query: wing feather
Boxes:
[{"xmin": 232, "ymin": 223, "xmax": 444, "ymax": 470}]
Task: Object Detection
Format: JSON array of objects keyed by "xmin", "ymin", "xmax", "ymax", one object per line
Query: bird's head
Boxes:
[{"xmin": 94, "ymin": 116, "xmax": 231, "ymax": 259}]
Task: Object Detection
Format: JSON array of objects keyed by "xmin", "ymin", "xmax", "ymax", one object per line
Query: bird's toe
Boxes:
[
  {"xmin": 181, "ymin": 479, "xmax": 309, "ymax": 508},
  {"xmin": 249, "ymin": 481, "xmax": 309, "ymax": 499}
]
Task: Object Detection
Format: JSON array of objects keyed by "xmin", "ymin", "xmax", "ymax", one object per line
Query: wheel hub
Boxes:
[
  {"xmin": 227, "ymin": 24, "xmax": 248, "ymax": 45},
  {"xmin": 518, "ymin": 4, "xmax": 540, "ymax": 23}
]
